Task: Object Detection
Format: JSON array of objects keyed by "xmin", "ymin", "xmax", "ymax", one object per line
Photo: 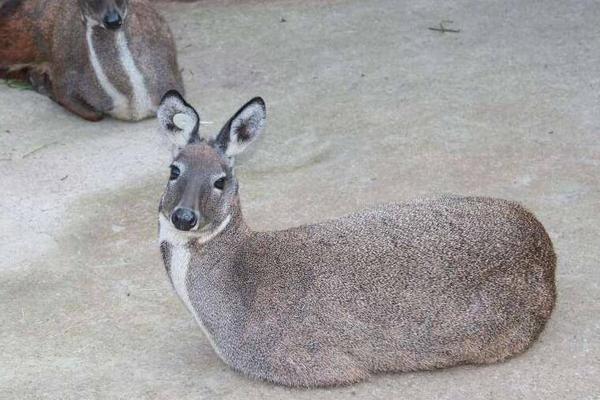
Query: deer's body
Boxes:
[
  {"xmin": 0, "ymin": 0, "xmax": 182, "ymax": 120},
  {"xmin": 155, "ymin": 92, "xmax": 556, "ymax": 387}
]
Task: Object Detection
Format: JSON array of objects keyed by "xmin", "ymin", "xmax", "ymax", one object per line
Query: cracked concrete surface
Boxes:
[{"xmin": 1, "ymin": 0, "xmax": 599, "ymax": 398}]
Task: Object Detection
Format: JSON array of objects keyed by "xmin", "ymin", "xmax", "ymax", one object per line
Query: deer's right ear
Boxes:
[{"xmin": 157, "ymin": 90, "xmax": 200, "ymax": 156}]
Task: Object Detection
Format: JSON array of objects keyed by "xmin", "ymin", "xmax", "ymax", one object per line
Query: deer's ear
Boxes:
[
  {"xmin": 157, "ymin": 90, "xmax": 200, "ymax": 156},
  {"xmin": 215, "ymin": 97, "xmax": 266, "ymax": 157}
]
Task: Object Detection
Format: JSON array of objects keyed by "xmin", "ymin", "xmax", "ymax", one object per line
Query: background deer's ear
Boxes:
[
  {"xmin": 157, "ymin": 90, "xmax": 200, "ymax": 157},
  {"xmin": 215, "ymin": 97, "xmax": 266, "ymax": 157}
]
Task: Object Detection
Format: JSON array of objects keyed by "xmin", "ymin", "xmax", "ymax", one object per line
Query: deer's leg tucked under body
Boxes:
[
  {"xmin": 54, "ymin": 86, "xmax": 104, "ymax": 121},
  {"xmin": 27, "ymin": 63, "xmax": 53, "ymax": 97}
]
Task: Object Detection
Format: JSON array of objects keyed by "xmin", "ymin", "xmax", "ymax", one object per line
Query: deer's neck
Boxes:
[
  {"xmin": 85, "ymin": 22, "xmax": 152, "ymax": 120},
  {"xmin": 85, "ymin": 24, "xmax": 128, "ymax": 115},
  {"xmin": 159, "ymin": 205, "xmax": 252, "ymax": 361}
]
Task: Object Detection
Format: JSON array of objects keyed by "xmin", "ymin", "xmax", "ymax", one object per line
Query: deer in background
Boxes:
[
  {"xmin": 155, "ymin": 91, "xmax": 556, "ymax": 387},
  {"xmin": 0, "ymin": 0, "xmax": 183, "ymax": 121}
]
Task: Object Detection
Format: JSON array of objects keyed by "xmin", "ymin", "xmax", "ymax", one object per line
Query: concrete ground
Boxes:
[{"xmin": 1, "ymin": 0, "xmax": 599, "ymax": 398}]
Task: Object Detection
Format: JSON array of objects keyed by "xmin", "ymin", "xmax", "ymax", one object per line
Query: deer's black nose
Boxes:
[
  {"xmin": 103, "ymin": 10, "xmax": 122, "ymax": 29},
  {"xmin": 171, "ymin": 208, "xmax": 198, "ymax": 231}
]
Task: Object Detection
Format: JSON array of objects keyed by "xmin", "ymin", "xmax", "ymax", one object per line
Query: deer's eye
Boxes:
[
  {"xmin": 169, "ymin": 165, "xmax": 180, "ymax": 180},
  {"xmin": 214, "ymin": 177, "xmax": 226, "ymax": 190}
]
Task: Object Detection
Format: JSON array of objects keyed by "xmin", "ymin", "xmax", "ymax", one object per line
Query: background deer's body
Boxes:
[
  {"xmin": 0, "ymin": 0, "xmax": 182, "ymax": 120},
  {"xmin": 156, "ymin": 92, "xmax": 556, "ymax": 387}
]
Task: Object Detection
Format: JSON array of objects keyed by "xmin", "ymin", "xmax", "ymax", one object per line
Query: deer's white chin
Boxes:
[
  {"xmin": 84, "ymin": 16, "xmax": 103, "ymax": 28},
  {"xmin": 196, "ymin": 216, "xmax": 231, "ymax": 244},
  {"xmin": 159, "ymin": 213, "xmax": 231, "ymax": 245}
]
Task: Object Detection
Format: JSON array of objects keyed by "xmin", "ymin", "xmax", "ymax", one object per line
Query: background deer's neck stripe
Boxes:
[
  {"xmin": 85, "ymin": 24, "xmax": 129, "ymax": 115},
  {"xmin": 115, "ymin": 30, "xmax": 152, "ymax": 119}
]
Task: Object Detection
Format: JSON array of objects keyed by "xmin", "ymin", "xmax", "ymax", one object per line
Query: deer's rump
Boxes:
[{"xmin": 244, "ymin": 196, "xmax": 556, "ymax": 375}]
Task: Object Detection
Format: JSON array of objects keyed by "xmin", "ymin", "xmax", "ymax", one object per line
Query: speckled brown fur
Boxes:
[
  {"xmin": 0, "ymin": 0, "xmax": 50, "ymax": 65},
  {"xmin": 156, "ymin": 93, "xmax": 557, "ymax": 387},
  {"xmin": 0, "ymin": 0, "xmax": 182, "ymax": 120}
]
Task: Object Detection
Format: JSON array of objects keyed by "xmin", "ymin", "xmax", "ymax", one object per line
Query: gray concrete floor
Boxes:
[{"xmin": 1, "ymin": 0, "xmax": 599, "ymax": 398}]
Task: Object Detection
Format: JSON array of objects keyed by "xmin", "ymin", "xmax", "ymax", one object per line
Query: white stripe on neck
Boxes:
[
  {"xmin": 115, "ymin": 30, "xmax": 152, "ymax": 120},
  {"xmin": 85, "ymin": 24, "xmax": 129, "ymax": 117},
  {"xmin": 158, "ymin": 213, "xmax": 231, "ymax": 360},
  {"xmin": 85, "ymin": 23, "xmax": 153, "ymax": 120}
]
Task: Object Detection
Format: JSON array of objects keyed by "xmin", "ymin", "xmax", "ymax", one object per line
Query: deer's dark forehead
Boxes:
[{"xmin": 176, "ymin": 144, "xmax": 228, "ymax": 173}]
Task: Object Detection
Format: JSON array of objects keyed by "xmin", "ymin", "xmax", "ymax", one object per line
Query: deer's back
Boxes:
[
  {"xmin": 122, "ymin": 0, "xmax": 183, "ymax": 107},
  {"xmin": 223, "ymin": 196, "xmax": 555, "ymax": 384},
  {"xmin": 0, "ymin": 0, "xmax": 57, "ymax": 67}
]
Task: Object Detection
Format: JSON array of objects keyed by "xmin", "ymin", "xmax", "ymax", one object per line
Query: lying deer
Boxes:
[
  {"xmin": 0, "ymin": 0, "xmax": 183, "ymax": 121},
  {"xmin": 156, "ymin": 91, "xmax": 556, "ymax": 387}
]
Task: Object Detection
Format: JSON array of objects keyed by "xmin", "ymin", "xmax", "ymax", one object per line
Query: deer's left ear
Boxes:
[
  {"xmin": 215, "ymin": 97, "xmax": 266, "ymax": 157},
  {"xmin": 157, "ymin": 90, "xmax": 201, "ymax": 157}
]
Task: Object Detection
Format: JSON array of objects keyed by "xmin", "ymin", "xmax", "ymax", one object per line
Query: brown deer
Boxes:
[
  {"xmin": 0, "ymin": 0, "xmax": 183, "ymax": 121},
  {"xmin": 156, "ymin": 91, "xmax": 556, "ymax": 387}
]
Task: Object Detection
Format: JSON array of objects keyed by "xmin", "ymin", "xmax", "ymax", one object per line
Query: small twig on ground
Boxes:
[
  {"xmin": 428, "ymin": 21, "xmax": 461, "ymax": 34},
  {"xmin": 76, "ymin": 343, "xmax": 92, "ymax": 354},
  {"xmin": 428, "ymin": 26, "xmax": 461, "ymax": 33},
  {"xmin": 22, "ymin": 141, "xmax": 58, "ymax": 159}
]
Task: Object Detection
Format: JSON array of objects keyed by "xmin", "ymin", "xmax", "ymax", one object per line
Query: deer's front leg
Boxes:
[
  {"xmin": 53, "ymin": 84, "xmax": 104, "ymax": 122},
  {"xmin": 27, "ymin": 63, "xmax": 53, "ymax": 97}
]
